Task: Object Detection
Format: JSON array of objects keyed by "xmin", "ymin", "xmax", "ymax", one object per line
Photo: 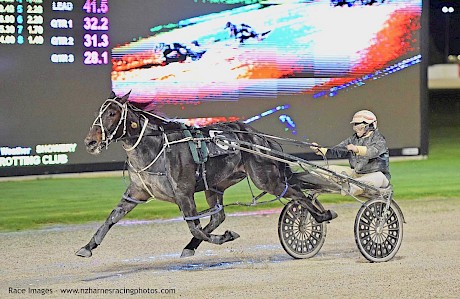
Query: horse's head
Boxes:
[{"xmin": 85, "ymin": 91, "xmax": 131, "ymax": 154}]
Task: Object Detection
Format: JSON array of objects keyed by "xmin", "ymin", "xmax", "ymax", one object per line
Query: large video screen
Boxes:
[{"xmin": 0, "ymin": 0, "xmax": 426, "ymax": 177}]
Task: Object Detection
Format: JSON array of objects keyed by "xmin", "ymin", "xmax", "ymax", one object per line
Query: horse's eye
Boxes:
[{"xmin": 109, "ymin": 111, "xmax": 116, "ymax": 117}]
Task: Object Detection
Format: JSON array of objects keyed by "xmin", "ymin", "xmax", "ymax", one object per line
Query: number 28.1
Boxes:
[{"xmin": 83, "ymin": 51, "xmax": 109, "ymax": 65}]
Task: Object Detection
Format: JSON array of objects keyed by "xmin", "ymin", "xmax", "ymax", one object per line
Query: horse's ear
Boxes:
[
  {"xmin": 120, "ymin": 90, "xmax": 131, "ymax": 104},
  {"xmin": 109, "ymin": 91, "xmax": 116, "ymax": 99}
]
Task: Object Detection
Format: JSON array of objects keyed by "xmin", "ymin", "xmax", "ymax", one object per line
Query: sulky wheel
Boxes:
[
  {"xmin": 278, "ymin": 199, "xmax": 327, "ymax": 259},
  {"xmin": 354, "ymin": 198, "xmax": 404, "ymax": 262}
]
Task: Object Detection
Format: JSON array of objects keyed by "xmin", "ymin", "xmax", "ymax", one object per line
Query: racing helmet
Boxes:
[{"xmin": 350, "ymin": 110, "xmax": 377, "ymax": 128}]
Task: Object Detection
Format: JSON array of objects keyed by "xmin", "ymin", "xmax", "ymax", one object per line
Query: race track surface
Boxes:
[{"xmin": 1, "ymin": 198, "xmax": 459, "ymax": 298}]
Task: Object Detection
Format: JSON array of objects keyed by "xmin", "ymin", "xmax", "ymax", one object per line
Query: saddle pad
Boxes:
[{"xmin": 201, "ymin": 127, "xmax": 239, "ymax": 158}]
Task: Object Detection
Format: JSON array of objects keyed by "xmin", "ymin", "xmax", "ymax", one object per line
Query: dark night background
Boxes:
[
  {"xmin": 428, "ymin": 0, "xmax": 460, "ymax": 127},
  {"xmin": 429, "ymin": 0, "xmax": 460, "ymax": 64}
]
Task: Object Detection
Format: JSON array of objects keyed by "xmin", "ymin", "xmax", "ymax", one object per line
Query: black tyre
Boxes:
[
  {"xmin": 278, "ymin": 200, "xmax": 327, "ymax": 259},
  {"xmin": 354, "ymin": 198, "xmax": 404, "ymax": 262}
]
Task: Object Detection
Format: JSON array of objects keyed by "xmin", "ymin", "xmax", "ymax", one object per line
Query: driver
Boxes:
[
  {"xmin": 310, "ymin": 110, "xmax": 390, "ymax": 196},
  {"xmin": 225, "ymin": 21, "xmax": 259, "ymax": 43}
]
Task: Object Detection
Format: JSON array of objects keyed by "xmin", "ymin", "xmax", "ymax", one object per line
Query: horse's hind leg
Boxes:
[
  {"xmin": 272, "ymin": 183, "xmax": 337, "ymax": 223},
  {"xmin": 288, "ymin": 188, "xmax": 337, "ymax": 222},
  {"xmin": 245, "ymin": 159, "xmax": 337, "ymax": 223},
  {"xmin": 76, "ymin": 190, "xmax": 143, "ymax": 258}
]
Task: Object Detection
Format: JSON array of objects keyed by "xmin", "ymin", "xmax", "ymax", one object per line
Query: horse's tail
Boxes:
[
  {"xmin": 231, "ymin": 121, "xmax": 278, "ymax": 148},
  {"xmin": 260, "ymin": 30, "xmax": 271, "ymax": 37},
  {"xmin": 288, "ymin": 172, "xmax": 333, "ymax": 190},
  {"xmin": 232, "ymin": 121, "xmax": 295, "ymax": 181}
]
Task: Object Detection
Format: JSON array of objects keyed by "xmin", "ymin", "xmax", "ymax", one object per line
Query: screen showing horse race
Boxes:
[{"xmin": 0, "ymin": 0, "xmax": 426, "ymax": 177}]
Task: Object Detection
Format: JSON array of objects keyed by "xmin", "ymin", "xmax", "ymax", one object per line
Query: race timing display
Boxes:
[
  {"xmin": 0, "ymin": 0, "xmax": 427, "ymax": 177},
  {"xmin": 0, "ymin": 0, "xmax": 110, "ymax": 64}
]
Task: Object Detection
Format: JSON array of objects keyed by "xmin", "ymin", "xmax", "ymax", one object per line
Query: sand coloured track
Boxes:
[{"xmin": 1, "ymin": 197, "xmax": 459, "ymax": 298}]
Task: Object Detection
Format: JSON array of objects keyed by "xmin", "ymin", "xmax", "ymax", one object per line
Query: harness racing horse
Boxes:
[{"xmin": 76, "ymin": 91, "xmax": 337, "ymax": 258}]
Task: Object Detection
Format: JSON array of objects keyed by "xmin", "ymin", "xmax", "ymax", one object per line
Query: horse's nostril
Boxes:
[{"xmin": 86, "ymin": 140, "xmax": 97, "ymax": 148}]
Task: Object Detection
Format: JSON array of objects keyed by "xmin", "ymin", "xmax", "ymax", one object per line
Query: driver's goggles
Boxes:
[{"xmin": 352, "ymin": 122, "xmax": 367, "ymax": 130}]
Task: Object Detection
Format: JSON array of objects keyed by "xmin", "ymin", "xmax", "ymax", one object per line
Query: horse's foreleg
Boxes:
[
  {"xmin": 182, "ymin": 190, "xmax": 223, "ymax": 257},
  {"xmin": 76, "ymin": 196, "xmax": 138, "ymax": 258},
  {"xmin": 184, "ymin": 217, "xmax": 239, "ymax": 246},
  {"xmin": 181, "ymin": 186, "xmax": 244, "ymax": 258},
  {"xmin": 179, "ymin": 193, "xmax": 239, "ymax": 257},
  {"xmin": 181, "ymin": 209, "xmax": 226, "ymax": 257}
]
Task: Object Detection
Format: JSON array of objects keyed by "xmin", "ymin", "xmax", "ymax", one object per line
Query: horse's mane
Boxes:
[
  {"xmin": 128, "ymin": 100, "xmax": 170, "ymax": 121},
  {"xmin": 128, "ymin": 99, "xmax": 239, "ymax": 127}
]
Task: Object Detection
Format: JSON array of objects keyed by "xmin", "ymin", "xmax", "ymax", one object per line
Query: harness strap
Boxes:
[
  {"xmin": 180, "ymin": 123, "xmax": 213, "ymax": 191},
  {"xmin": 124, "ymin": 115, "xmax": 149, "ymax": 152},
  {"xmin": 135, "ymin": 172, "xmax": 157, "ymax": 200},
  {"xmin": 277, "ymin": 182, "xmax": 289, "ymax": 200},
  {"xmin": 181, "ymin": 123, "xmax": 208, "ymax": 164},
  {"xmin": 128, "ymin": 134, "xmax": 193, "ymax": 173},
  {"xmin": 183, "ymin": 204, "xmax": 223, "ymax": 221},
  {"xmin": 128, "ymin": 143, "xmax": 166, "ymax": 173},
  {"xmin": 122, "ymin": 194, "xmax": 150, "ymax": 204},
  {"xmin": 127, "ymin": 133, "xmax": 196, "ymax": 201}
]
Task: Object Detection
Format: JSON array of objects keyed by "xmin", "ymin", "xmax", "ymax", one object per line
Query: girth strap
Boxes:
[{"xmin": 181, "ymin": 123, "xmax": 208, "ymax": 165}]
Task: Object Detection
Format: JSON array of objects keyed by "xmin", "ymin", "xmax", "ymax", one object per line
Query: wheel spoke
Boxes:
[
  {"xmin": 362, "ymin": 207, "xmax": 376, "ymax": 223},
  {"xmin": 279, "ymin": 201, "xmax": 326, "ymax": 258}
]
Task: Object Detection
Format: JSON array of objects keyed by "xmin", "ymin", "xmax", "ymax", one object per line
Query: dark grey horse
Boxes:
[{"xmin": 76, "ymin": 91, "xmax": 337, "ymax": 258}]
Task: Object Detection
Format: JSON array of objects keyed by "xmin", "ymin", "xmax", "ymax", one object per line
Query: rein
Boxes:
[
  {"xmin": 92, "ymin": 99, "xmax": 300, "ymax": 219},
  {"xmin": 223, "ymin": 129, "xmax": 316, "ymax": 148}
]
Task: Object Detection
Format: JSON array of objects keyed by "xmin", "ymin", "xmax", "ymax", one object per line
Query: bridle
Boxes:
[
  {"xmin": 91, "ymin": 97, "xmax": 194, "ymax": 200},
  {"xmin": 91, "ymin": 97, "xmax": 128, "ymax": 149},
  {"xmin": 91, "ymin": 96, "xmax": 171, "ymax": 151}
]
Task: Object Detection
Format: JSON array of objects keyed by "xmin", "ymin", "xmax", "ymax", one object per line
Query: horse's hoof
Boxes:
[
  {"xmin": 180, "ymin": 248, "xmax": 195, "ymax": 258},
  {"xmin": 227, "ymin": 230, "xmax": 240, "ymax": 241},
  {"xmin": 315, "ymin": 210, "xmax": 338, "ymax": 223},
  {"xmin": 329, "ymin": 210, "xmax": 338, "ymax": 220},
  {"xmin": 75, "ymin": 247, "xmax": 92, "ymax": 258}
]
